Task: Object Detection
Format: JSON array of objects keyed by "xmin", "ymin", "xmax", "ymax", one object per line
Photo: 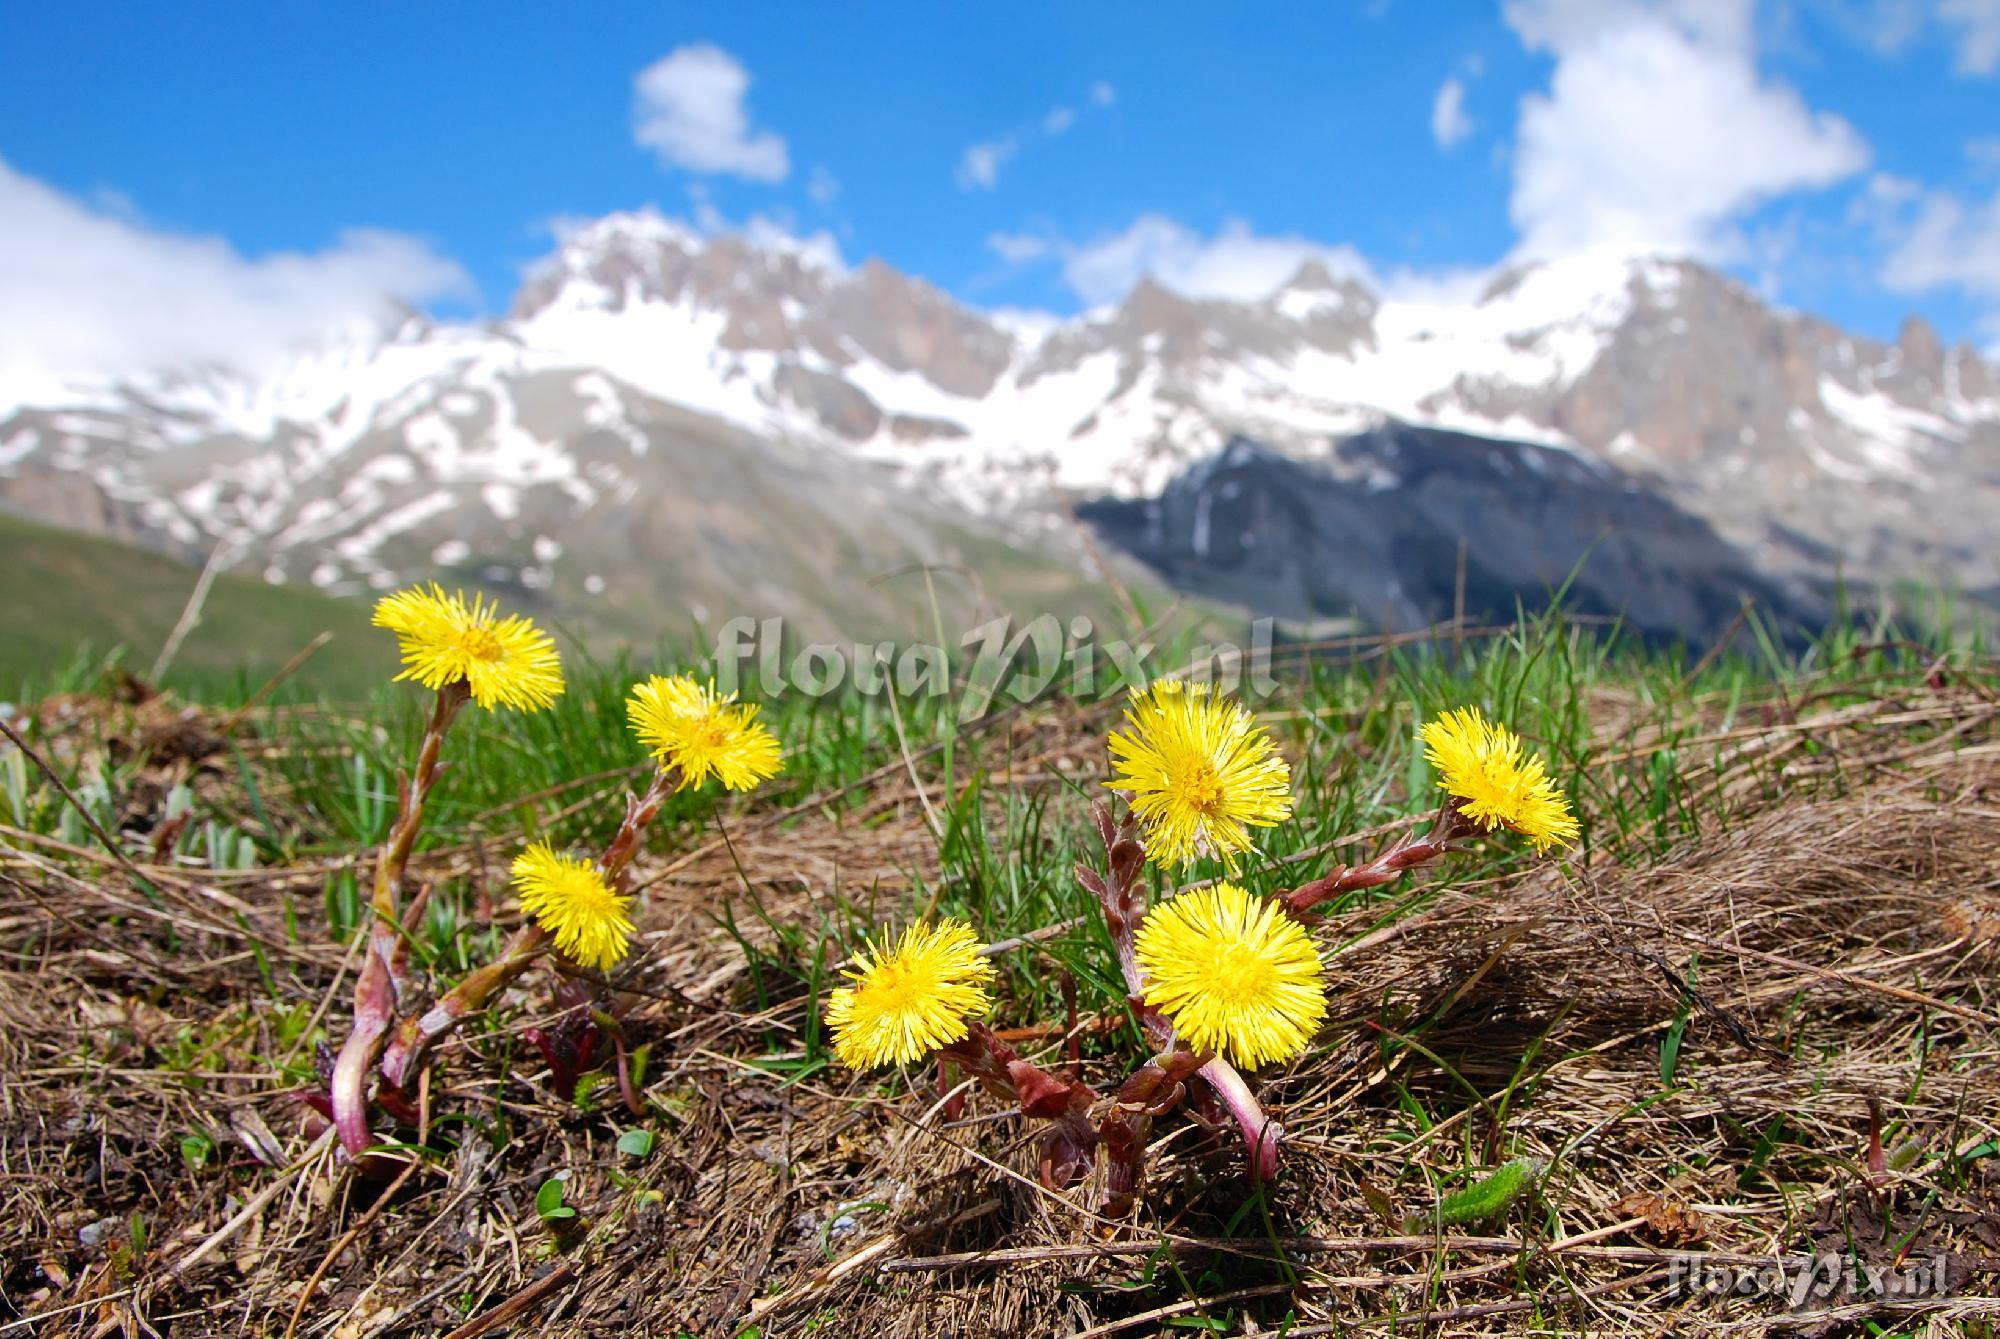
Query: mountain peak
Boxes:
[
  {"xmin": 1122, "ymin": 276, "xmax": 1190, "ymax": 317},
  {"xmin": 511, "ymin": 211, "xmax": 845, "ymax": 322},
  {"xmin": 556, "ymin": 209, "xmax": 704, "ymax": 259},
  {"xmin": 1283, "ymin": 259, "xmax": 1342, "ymax": 291},
  {"xmin": 1898, "ymin": 314, "xmax": 1943, "ymax": 365}
]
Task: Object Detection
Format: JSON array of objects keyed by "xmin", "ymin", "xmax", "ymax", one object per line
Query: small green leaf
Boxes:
[
  {"xmin": 535, "ymin": 1176, "xmax": 576, "ymax": 1221},
  {"xmin": 1411, "ymin": 1156, "xmax": 1547, "ymax": 1232},
  {"xmin": 179, "ymin": 1131, "xmax": 216, "ymax": 1173},
  {"xmin": 572, "ymin": 1071, "xmax": 612, "ymax": 1114},
  {"xmin": 1660, "ymin": 954, "xmax": 1698, "ymax": 1088},
  {"xmin": 616, "ymin": 1129, "xmax": 656, "ymax": 1159},
  {"xmin": 1660, "ymin": 1010, "xmax": 1689, "ymax": 1087}
]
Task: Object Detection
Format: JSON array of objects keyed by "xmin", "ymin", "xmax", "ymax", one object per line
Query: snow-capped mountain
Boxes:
[{"xmin": 2, "ymin": 208, "xmax": 1996, "ymax": 640}]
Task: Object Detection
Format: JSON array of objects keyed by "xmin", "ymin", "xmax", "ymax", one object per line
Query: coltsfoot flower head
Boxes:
[
  {"xmin": 373, "ymin": 584, "xmax": 564, "ymax": 711},
  {"xmin": 627, "ymin": 674, "xmax": 783, "ymax": 792},
  {"xmin": 511, "ymin": 840, "xmax": 634, "ymax": 971},
  {"xmin": 1135, "ymin": 882, "xmax": 1327, "ymax": 1069},
  {"xmin": 825, "ymin": 920, "xmax": 997, "ymax": 1070},
  {"xmin": 1421, "ymin": 707, "xmax": 1580, "ymax": 853},
  {"xmin": 1107, "ymin": 681, "xmax": 1294, "ymax": 867}
]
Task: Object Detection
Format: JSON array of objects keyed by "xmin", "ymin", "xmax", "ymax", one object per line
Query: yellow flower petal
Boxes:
[
  {"xmin": 511, "ymin": 840, "xmax": 634, "ymax": 971},
  {"xmin": 1420, "ymin": 707, "xmax": 1580, "ymax": 853},
  {"xmin": 626, "ymin": 674, "xmax": 783, "ymax": 792},
  {"xmin": 824, "ymin": 920, "xmax": 996, "ymax": 1069},
  {"xmin": 372, "ymin": 584, "xmax": 564, "ymax": 712},
  {"xmin": 1107, "ymin": 682, "xmax": 1293, "ymax": 867},
  {"xmin": 1136, "ymin": 882, "xmax": 1327, "ymax": 1069}
]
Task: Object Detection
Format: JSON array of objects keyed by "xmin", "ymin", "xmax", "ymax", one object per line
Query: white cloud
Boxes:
[
  {"xmin": 956, "ymin": 83, "xmax": 1116, "ymax": 191},
  {"xmin": 986, "ymin": 215, "xmax": 1486, "ymax": 309},
  {"xmin": 684, "ymin": 181, "xmax": 726, "ymax": 234},
  {"xmin": 1941, "ymin": 0, "xmax": 2000, "ymax": 73},
  {"xmin": 1863, "ymin": 171, "xmax": 1923, "ymax": 208},
  {"xmin": 807, "ymin": 164, "xmax": 841, "ymax": 204},
  {"xmin": 1504, "ymin": 0, "xmax": 1868, "ymax": 260},
  {"xmin": 1506, "ymin": 0, "xmax": 1754, "ymax": 51},
  {"xmin": 0, "ymin": 156, "xmax": 469, "ymax": 385},
  {"xmin": 955, "ymin": 138, "xmax": 1018, "ymax": 191},
  {"xmin": 1431, "ymin": 77, "xmax": 1474, "ymax": 148},
  {"xmin": 633, "ymin": 44, "xmax": 790, "ymax": 181},
  {"xmin": 1833, "ymin": 0, "xmax": 1928, "ymax": 54},
  {"xmin": 1879, "ymin": 185, "xmax": 2000, "ymax": 345},
  {"xmin": 1882, "ymin": 192, "xmax": 2000, "ymax": 292},
  {"xmin": 1059, "ymin": 215, "xmax": 1375, "ymax": 306},
  {"xmin": 987, "ymin": 230, "xmax": 1055, "ymax": 264}
]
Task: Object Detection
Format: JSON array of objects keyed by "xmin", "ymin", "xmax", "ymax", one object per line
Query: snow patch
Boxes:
[
  {"xmin": 1816, "ymin": 377, "xmax": 1947, "ymax": 477},
  {"xmin": 483, "ymin": 483, "xmax": 519, "ymax": 520},
  {"xmin": 0, "ymin": 429, "xmax": 38, "ymax": 470}
]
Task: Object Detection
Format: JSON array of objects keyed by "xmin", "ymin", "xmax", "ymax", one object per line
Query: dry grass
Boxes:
[{"xmin": 2, "ymin": 675, "xmax": 1998, "ymax": 1337}]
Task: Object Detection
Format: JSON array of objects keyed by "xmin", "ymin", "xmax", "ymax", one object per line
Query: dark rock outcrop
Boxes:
[{"xmin": 1079, "ymin": 427, "xmax": 1821, "ymax": 650}]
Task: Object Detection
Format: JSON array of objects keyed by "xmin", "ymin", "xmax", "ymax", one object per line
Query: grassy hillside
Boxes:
[
  {"xmin": 0, "ymin": 511, "xmax": 395, "ymax": 699},
  {"xmin": 0, "ymin": 505, "xmax": 1226, "ymax": 705}
]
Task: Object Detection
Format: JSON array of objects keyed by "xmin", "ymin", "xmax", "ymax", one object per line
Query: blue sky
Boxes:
[{"xmin": 4, "ymin": 0, "xmax": 2000, "ymax": 379}]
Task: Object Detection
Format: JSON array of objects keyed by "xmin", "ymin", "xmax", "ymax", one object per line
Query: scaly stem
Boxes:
[
  {"xmin": 378, "ymin": 923, "xmax": 550, "ymax": 1089},
  {"xmin": 331, "ymin": 680, "xmax": 468, "ymax": 1160},
  {"xmin": 1079, "ymin": 798, "xmax": 1276, "ymax": 1190},
  {"xmin": 1101, "ymin": 1044, "xmax": 1210, "ymax": 1214},
  {"xmin": 597, "ymin": 765, "xmax": 679, "ymax": 890},
  {"xmin": 377, "ymin": 766, "xmax": 679, "ymax": 1091},
  {"xmin": 938, "ymin": 1021, "xmax": 1098, "ymax": 1189},
  {"xmin": 1280, "ymin": 802, "xmax": 1475, "ymax": 917},
  {"xmin": 1076, "ymin": 801, "xmax": 1173, "ymax": 1048}
]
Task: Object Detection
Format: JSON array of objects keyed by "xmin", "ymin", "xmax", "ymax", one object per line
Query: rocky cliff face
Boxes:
[
  {"xmin": 1, "ymin": 212, "xmax": 1994, "ymax": 642},
  {"xmin": 1077, "ymin": 430, "xmax": 1818, "ymax": 649}
]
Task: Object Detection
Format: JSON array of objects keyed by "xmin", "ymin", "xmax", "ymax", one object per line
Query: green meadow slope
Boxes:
[{"xmin": 0, "ymin": 511, "xmax": 394, "ymax": 699}]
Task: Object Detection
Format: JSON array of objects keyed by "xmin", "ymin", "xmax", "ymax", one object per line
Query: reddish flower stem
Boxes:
[
  {"xmin": 331, "ymin": 680, "xmax": 468, "ymax": 1160},
  {"xmin": 1280, "ymin": 802, "xmax": 1475, "ymax": 918},
  {"xmin": 1101, "ymin": 1045, "xmax": 1210, "ymax": 1214},
  {"xmin": 378, "ymin": 765, "xmax": 680, "ymax": 1091},
  {"xmin": 1200, "ymin": 1053, "xmax": 1282, "ymax": 1183},
  {"xmin": 939, "ymin": 1021, "xmax": 1098, "ymax": 1189},
  {"xmin": 1079, "ymin": 799, "xmax": 1279, "ymax": 1188},
  {"xmin": 597, "ymin": 765, "xmax": 680, "ymax": 889},
  {"xmin": 378, "ymin": 771, "xmax": 684, "ymax": 1095}
]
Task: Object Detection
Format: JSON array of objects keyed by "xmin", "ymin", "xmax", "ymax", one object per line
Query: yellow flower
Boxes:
[
  {"xmin": 626, "ymin": 674, "xmax": 783, "ymax": 791},
  {"xmin": 1420, "ymin": 707, "xmax": 1580, "ymax": 853},
  {"xmin": 824, "ymin": 920, "xmax": 997, "ymax": 1070},
  {"xmin": 373, "ymin": 584, "xmax": 564, "ymax": 711},
  {"xmin": 1135, "ymin": 882, "xmax": 1327, "ymax": 1069},
  {"xmin": 1106, "ymin": 681, "xmax": 1294, "ymax": 867},
  {"xmin": 511, "ymin": 840, "xmax": 635, "ymax": 971}
]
